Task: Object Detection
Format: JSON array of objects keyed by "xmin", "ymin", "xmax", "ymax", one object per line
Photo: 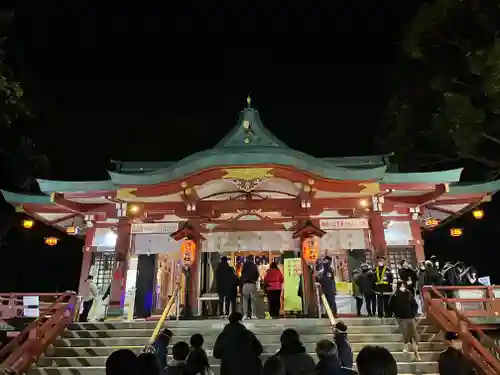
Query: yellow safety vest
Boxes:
[{"xmin": 376, "ymin": 266, "xmax": 389, "ymax": 285}]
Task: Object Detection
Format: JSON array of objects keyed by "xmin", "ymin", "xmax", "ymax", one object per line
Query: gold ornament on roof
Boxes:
[
  {"xmin": 247, "ymin": 95, "xmax": 252, "ymax": 107},
  {"xmin": 223, "ymin": 168, "xmax": 274, "ymax": 181}
]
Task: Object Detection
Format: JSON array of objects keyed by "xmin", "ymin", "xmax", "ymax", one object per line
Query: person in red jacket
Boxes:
[{"xmin": 264, "ymin": 262, "xmax": 284, "ymax": 318}]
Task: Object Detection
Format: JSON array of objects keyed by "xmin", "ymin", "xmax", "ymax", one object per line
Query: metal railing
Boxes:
[
  {"xmin": 144, "ymin": 281, "xmax": 181, "ymax": 351},
  {"xmin": 0, "ymin": 292, "xmax": 78, "ymax": 374},
  {"xmin": 315, "ymin": 282, "xmax": 336, "ymax": 327},
  {"xmin": 423, "ymin": 286, "xmax": 500, "ymax": 375}
]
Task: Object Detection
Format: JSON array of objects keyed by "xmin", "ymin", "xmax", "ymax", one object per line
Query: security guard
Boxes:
[{"xmin": 374, "ymin": 256, "xmax": 393, "ymax": 317}]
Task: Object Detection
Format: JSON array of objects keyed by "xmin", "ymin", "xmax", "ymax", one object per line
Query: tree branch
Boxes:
[
  {"xmin": 482, "ymin": 132, "xmax": 500, "ymax": 146},
  {"xmin": 459, "ymin": 152, "xmax": 500, "ymax": 168}
]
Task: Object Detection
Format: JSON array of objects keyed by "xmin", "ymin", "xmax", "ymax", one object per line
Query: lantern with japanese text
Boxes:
[
  {"xmin": 66, "ymin": 225, "xmax": 81, "ymax": 235},
  {"xmin": 425, "ymin": 218, "xmax": 439, "ymax": 228},
  {"xmin": 302, "ymin": 236, "xmax": 319, "ymax": 265},
  {"xmin": 450, "ymin": 228, "xmax": 463, "ymax": 237},
  {"xmin": 22, "ymin": 219, "xmax": 34, "ymax": 229},
  {"xmin": 45, "ymin": 237, "xmax": 59, "ymax": 246},
  {"xmin": 181, "ymin": 239, "xmax": 196, "ymax": 268},
  {"xmin": 472, "ymin": 209, "xmax": 484, "ymax": 219}
]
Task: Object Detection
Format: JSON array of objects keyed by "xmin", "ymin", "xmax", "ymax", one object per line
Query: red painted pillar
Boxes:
[
  {"xmin": 188, "ymin": 238, "xmax": 201, "ymax": 316},
  {"xmin": 410, "ymin": 220, "xmax": 425, "ymax": 263},
  {"xmin": 369, "ymin": 213, "xmax": 387, "ymax": 259},
  {"xmin": 78, "ymin": 227, "xmax": 96, "ymax": 296},
  {"xmin": 300, "ymin": 234, "xmax": 317, "ymax": 317},
  {"xmin": 108, "ymin": 219, "xmax": 131, "ymax": 317}
]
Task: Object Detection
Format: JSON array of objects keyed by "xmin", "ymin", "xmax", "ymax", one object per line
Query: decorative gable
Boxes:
[{"xmin": 216, "ymin": 98, "xmax": 288, "ymax": 148}]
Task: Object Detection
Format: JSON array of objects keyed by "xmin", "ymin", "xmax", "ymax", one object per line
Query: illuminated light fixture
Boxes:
[
  {"xmin": 472, "ymin": 209, "xmax": 484, "ymax": 219},
  {"xmin": 450, "ymin": 228, "xmax": 463, "ymax": 237},
  {"xmin": 22, "ymin": 219, "xmax": 34, "ymax": 229},
  {"xmin": 128, "ymin": 205, "xmax": 140, "ymax": 214},
  {"xmin": 359, "ymin": 199, "xmax": 369, "ymax": 207},
  {"xmin": 425, "ymin": 218, "xmax": 439, "ymax": 227},
  {"xmin": 301, "ymin": 200, "xmax": 311, "ymax": 208},
  {"xmin": 45, "ymin": 237, "xmax": 59, "ymax": 246},
  {"xmin": 66, "ymin": 225, "xmax": 81, "ymax": 235}
]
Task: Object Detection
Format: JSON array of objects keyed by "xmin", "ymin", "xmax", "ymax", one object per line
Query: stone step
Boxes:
[
  {"xmin": 39, "ymin": 351, "xmax": 441, "ymax": 367},
  {"xmin": 63, "ymin": 324, "xmax": 439, "ymax": 338},
  {"xmin": 68, "ymin": 317, "xmax": 431, "ymax": 330},
  {"xmin": 54, "ymin": 333, "xmax": 442, "ymax": 347},
  {"xmin": 50, "ymin": 341, "xmax": 444, "ymax": 356},
  {"xmin": 29, "ymin": 362, "xmax": 440, "ymax": 375}
]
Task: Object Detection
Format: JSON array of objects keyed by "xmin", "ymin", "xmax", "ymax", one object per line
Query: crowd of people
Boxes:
[
  {"xmin": 104, "ymin": 311, "xmax": 476, "ymax": 375},
  {"xmin": 214, "ymin": 255, "xmax": 284, "ymax": 319},
  {"xmin": 352, "ymin": 256, "xmax": 481, "ymax": 319}
]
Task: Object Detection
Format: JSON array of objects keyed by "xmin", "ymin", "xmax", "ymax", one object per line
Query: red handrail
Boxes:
[
  {"xmin": 0, "ymin": 292, "xmax": 78, "ymax": 374},
  {"xmin": 423, "ymin": 286, "xmax": 500, "ymax": 375}
]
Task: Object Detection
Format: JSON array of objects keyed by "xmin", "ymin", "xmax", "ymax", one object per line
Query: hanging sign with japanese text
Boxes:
[{"xmin": 319, "ymin": 218, "xmax": 369, "ymax": 230}]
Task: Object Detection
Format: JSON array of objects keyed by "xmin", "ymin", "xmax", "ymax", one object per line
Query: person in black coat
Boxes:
[
  {"xmin": 355, "ymin": 264, "xmax": 376, "ymax": 317},
  {"xmin": 374, "ymin": 256, "xmax": 393, "ymax": 318},
  {"xmin": 213, "ymin": 312, "xmax": 263, "ymax": 375},
  {"xmin": 389, "ymin": 281, "xmax": 420, "ymax": 360},
  {"xmin": 398, "ymin": 259, "xmax": 418, "ymax": 295},
  {"xmin": 438, "ymin": 332, "xmax": 476, "ymax": 375},
  {"xmin": 333, "ymin": 321, "xmax": 353, "ymax": 369},
  {"xmin": 215, "ymin": 256, "xmax": 238, "ymax": 317},
  {"xmin": 313, "ymin": 339, "xmax": 357, "ymax": 375}
]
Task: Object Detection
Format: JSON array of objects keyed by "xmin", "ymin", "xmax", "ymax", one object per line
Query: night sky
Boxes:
[{"xmin": 1, "ymin": 4, "xmax": 497, "ymax": 292}]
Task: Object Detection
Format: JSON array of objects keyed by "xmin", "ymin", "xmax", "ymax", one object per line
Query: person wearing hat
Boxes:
[
  {"xmin": 374, "ymin": 256, "xmax": 393, "ymax": 318},
  {"xmin": 438, "ymin": 332, "xmax": 476, "ymax": 375},
  {"xmin": 316, "ymin": 256, "xmax": 338, "ymax": 317}
]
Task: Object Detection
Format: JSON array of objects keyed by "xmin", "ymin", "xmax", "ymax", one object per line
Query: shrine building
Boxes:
[{"xmin": 2, "ymin": 99, "xmax": 499, "ymax": 318}]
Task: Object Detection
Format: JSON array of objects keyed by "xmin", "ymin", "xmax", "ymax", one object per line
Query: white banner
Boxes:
[
  {"xmin": 131, "ymin": 222, "xmax": 179, "ymax": 234},
  {"xmin": 319, "ymin": 218, "xmax": 369, "ymax": 230},
  {"xmin": 201, "ymin": 231, "xmax": 297, "ymax": 252}
]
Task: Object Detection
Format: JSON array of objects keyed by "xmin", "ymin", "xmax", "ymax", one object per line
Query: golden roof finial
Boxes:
[{"xmin": 246, "ymin": 95, "xmax": 252, "ymax": 107}]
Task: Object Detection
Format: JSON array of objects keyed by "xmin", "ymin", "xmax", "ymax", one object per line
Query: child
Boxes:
[
  {"xmin": 190, "ymin": 333, "xmax": 209, "ymax": 363},
  {"xmin": 334, "ymin": 321, "xmax": 353, "ymax": 369},
  {"xmin": 162, "ymin": 341, "xmax": 190, "ymax": 375}
]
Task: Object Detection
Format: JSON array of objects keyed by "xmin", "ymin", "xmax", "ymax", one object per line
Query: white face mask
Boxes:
[
  {"xmin": 435, "ymin": 262, "xmax": 439, "ymax": 267},
  {"xmin": 378, "ymin": 262, "xmax": 384, "ymax": 267},
  {"xmin": 399, "ymin": 287, "xmax": 406, "ymax": 292},
  {"xmin": 403, "ymin": 264, "xmax": 409, "ymax": 269},
  {"xmin": 451, "ymin": 341, "xmax": 463, "ymax": 350}
]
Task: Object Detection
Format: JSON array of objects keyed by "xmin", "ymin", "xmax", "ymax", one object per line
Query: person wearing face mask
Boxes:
[
  {"xmin": 430, "ymin": 255, "xmax": 440, "ymax": 272},
  {"xmin": 316, "ymin": 256, "xmax": 338, "ymax": 317},
  {"xmin": 398, "ymin": 259, "xmax": 417, "ymax": 295},
  {"xmin": 374, "ymin": 256, "xmax": 393, "ymax": 318},
  {"xmin": 355, "ymin": 264, "xmax": 376, "ymax": 317},
  {"xmin": 389, "ymin": 281, "xmax": 420, "ymax": 360},
  {"xmin": 438, "ymin": 332, "xmax": 476, "ymax": 375}
]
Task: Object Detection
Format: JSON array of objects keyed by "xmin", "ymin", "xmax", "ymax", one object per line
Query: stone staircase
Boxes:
[{"xmin": 29, "ymin": 318, "xmax": 444, "ymax": 375}]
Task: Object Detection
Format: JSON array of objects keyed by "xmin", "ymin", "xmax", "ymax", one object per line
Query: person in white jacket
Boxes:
[{"xmin": 79, "ymin": 275, "xmax": 98, "ymax": 322}]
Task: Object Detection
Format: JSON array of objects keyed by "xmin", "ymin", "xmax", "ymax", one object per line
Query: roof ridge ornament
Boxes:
[{"xmin": 246, "ymin": 95, "xmax": 252, "ymax": 108}]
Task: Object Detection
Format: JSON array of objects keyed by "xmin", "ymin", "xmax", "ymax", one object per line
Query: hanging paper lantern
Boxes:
[
  {"xmin": 22, "ymin": 219, "xmax": 34, "ymax": 229},
  {"xmin": 181, "ymin": 239, "xmax": 196, "ymax": 268},
  {"xmin": 45, "ymin": 237, "xmax": 59, "ymax": 246},
  {"xmin": 66, "ymin": 225, "xmax": 81, "ymax": 235},
  {"xmin": 450, "ymin": 228, "xmax": 463, "ymax": 237},
  {"xmin": 302, "ymin": 236, "xmax": 319, "ymax": 265},
  {"xmin": 472, "ymin": 209, "xmax": 484, "ymax": 219},
  {"xmin": 425, "ymin": 218, "xmax": 439, "ymax": 227}
]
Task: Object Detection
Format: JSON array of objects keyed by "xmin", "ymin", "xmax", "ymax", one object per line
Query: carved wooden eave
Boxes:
[
  {"xmin": 292, "ymin": 220, "xmax": 326, "ymax": 239},
  {"xmin": 170, "ymin": 222, "xmax": 205, "ymax": 242}
]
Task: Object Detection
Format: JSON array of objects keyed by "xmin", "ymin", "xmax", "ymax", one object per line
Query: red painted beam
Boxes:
[
  {"xmin": 431, "ymin": 197, "xmax": 483, "ymax": 206},
  {"xmin": 385, "ymin": 184, "xmax": 448, "ymax": 206},
  {"xmin": 47, "ymin": 213, "xmax": 79, "ymax": 225},
  {"xmin": 63, "ymin": 190, "xmax": 117, "ymax": 199},
  {"xmin": 425, "ymin": 205, "xmax": 460, "ymax": 216},
  {"xmin": 126, "ymin": 165, "xmax": 377, "ymax": 198}
]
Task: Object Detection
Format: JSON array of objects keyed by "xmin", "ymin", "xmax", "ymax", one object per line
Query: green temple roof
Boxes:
[{"xmin": 2, "ymin": 101, "xmax": 494, "ymax": 196}]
